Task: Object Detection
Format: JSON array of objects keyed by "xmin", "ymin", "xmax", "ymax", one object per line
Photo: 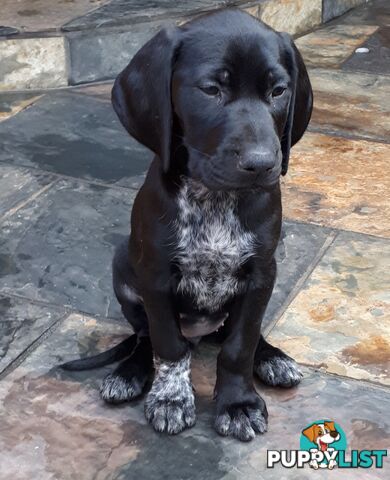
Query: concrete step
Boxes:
[{"xmin": 0, "ymin": 0, "xmax": 368, "ymax": 91}]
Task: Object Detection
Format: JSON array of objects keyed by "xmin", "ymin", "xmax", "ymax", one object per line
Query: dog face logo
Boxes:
[
  {"xmin": 302, "ymin": 421, "xmax": 341, "ymax": 452},
  {"xmin": 300, "ymin": 420, "xmax": 345, "ymax": 470}
]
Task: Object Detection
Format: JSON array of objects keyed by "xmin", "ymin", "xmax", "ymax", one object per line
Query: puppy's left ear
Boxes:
[
  {"xmin": 279, "ymin": 33, "xmax": 313, "ymax": 175},
  {"xmin": 111, "ymin": 27, "xmax": 181, "ymax": 173}
]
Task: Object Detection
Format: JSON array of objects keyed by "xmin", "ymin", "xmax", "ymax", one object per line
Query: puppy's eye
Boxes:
[
  {"xmin": 271, "ymin": 86, "xmax": 286, "ymax": 97},
  {"xmin": 199, "ymin": 85, "xmax": 220, "ymax": 96}
]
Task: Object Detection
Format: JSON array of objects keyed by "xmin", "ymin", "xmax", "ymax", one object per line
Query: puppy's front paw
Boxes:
[
  {"xmin": 144, "ymin": 352, "xmax": 196, "ymax": 434},
  {"xmin": 255, "ymin": 355, "xmax": 302, "ymax": 388},
  {"xmin": 214, "ymin": 396, "xmax": 268, "ymax": 442}
]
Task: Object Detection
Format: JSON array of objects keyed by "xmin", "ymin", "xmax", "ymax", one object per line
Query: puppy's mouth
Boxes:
[{"xmin": 187, "ymin": 153, "xmax": 281, "ymax": 191}]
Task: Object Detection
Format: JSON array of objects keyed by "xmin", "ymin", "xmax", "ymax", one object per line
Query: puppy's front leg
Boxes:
[
  {"xmin": 142, "ymin": 287, "xmax": 195, "ymax": 435},
  {"xmin": 214, "ymin": 263, "xmax": 275, "ymax": 441}
]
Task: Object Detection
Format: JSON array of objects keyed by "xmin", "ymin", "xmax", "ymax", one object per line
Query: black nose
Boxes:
[
  {"xmin": 237, "ymin": 149, "xmax": 275, "ymax": 174},
  {"xmin": 330, "ymin": 431, "xmax": 339, "ymax": 438}
]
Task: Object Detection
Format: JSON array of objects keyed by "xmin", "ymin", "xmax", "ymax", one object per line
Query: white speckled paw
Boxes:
[
  {"xmin": 144, "ymin": 352, "xmax": 196, "ymax": 434},
  {"xmin": 214, "ymin": 404, "xmax": 267, "ymax": 442},
  {"xmin": 255, "ymin": 355, "xmax": 303, "ymax": 387}
]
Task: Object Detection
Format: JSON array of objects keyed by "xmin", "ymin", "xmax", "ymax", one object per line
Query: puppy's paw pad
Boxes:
[
  {"xmin": 100, "ymin": 373, "xmax": 143, "ymax": 403},
  {"xmin": 256, "ymin": 356, "xmax": 302, "ymax": 387},
  {"xmin": 214, "ymin": 405, "xmax": 267, "ymax": 442},
  {"xmin": 145, "ymin": 397, "xmax": 196, "ymax": 434}
]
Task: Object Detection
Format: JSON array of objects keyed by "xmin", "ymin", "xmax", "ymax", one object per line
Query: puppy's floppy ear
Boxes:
[
  {"xmin": 279, "ymin": 33, "xmax": 313, "ymax": 175},
  {"xmin": 111, "ymin": 27, "xmax": 181, "ymax": 173},
  {"xmin": 302, "ymin": 424, "xmax": 317, "ymax": 443}
]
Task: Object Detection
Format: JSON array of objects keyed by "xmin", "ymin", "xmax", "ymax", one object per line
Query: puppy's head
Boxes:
[{"xmin": 112, "ymin": 9, "xmax": 312, "ymax": 190}]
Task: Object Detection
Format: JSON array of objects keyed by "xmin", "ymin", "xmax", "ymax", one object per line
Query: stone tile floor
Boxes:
[{"xmin": 0, "ymin": 1, "xmax": 389, "ymax": 479}]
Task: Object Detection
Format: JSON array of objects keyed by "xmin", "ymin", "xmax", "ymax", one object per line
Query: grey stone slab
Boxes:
[
  {"xmin": 0, "ymin": 315, "xmax": 389, "ymax": 479},
  {"xmin": 322, "ymin": 0, "xmax": 366, "ymax": 23},
  {"xmin": 336, "ymin": 0, "xmax": 390, "ymax": 26},
  {"xmin": 0, "ymin": 295, "xmax": 65, "ymax": 374},
  {"xmin": 263, "ymin": 221, "xmax": 331, "ymax": 332},
  {"xmin": 0, "ymin": 92, "xmax": 152, "ymax": 188},
  {"xmin": 342, "ymin": 26, "xmax": 390, "ymax": 75},
  {"xmin": 0, "ymin": 179, "xmax": 136, "ymax": 318},
  {"xmin": 0, "ymin": 164, "xmax": 55, "ymax": 217},
  {"xmin": 67, "ymin": 21, "xmax": 166, "ymax": 84},
  {"xmin": 62, "ymin": 0, "xmax": 247, "ymax": 31}
]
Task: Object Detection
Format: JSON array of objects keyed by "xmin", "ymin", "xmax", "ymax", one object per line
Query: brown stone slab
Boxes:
[
  {"xmin": 309, "ymin": 68, "xmax": 390, "ymax": 143},
  {"xmin": 0, "ymin": 314, "xmax": 388, "ymax": 479},
  {"xmin": 296, "ymin": 24, "xmax": 378, "ymax": 68},
  {"xmin": 269, "ymin": 231, "xmax": 390, "ymax": 386},
  {"xmin": 282, "ymin": 132, "xmax": 390, "ymax": 238},
  {"xmin": 259, "ymin": 0, "xmax": 322, "ymax": 36}
]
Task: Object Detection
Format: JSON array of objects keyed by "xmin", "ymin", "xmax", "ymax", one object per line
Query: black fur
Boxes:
[{"xmin": 61, "ymin": 9, "xmax": 312, "ymax": 441}]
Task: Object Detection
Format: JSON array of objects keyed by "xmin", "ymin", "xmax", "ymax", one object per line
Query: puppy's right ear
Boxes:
[{"xmin": 111, "ymin": 28, "xmax": 181, "ymax": 173}]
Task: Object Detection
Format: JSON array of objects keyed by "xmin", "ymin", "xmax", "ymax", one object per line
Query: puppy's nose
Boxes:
[
  {"xmin": 237, "ymin": 149, "xmax": 275, "ymax": 174},
  {"xmin": 330, "ymin": 431, "xmax": 339, "ymax": 439}
]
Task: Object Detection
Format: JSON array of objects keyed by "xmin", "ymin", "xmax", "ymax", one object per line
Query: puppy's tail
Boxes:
[{"xmin": 59, "ymin": 334, "xmax": 137, "ymax": 371}]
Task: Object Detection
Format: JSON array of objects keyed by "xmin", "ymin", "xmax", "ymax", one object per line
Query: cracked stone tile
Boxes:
[
  {"xmin": 309, "ymin": 68, "xmax": 390, "ymax": 142},
  {"xmin": 282, "ymin": 132, "xmax": 390, "ymax": 237},
  {"xmin": 0, "ymin": 314, "xmax": 388, "ymax": 479},
  {"xmin": 0, "ymin": 92, "xmax": 152, "ymax": 187},
  {"xmin": 0, "ymin": 178, "xmax": 136, "ymax": 318},
  {"xmin": 269, "ymin": 231, "xmax": 390, "ymax": 386},
  {"xmin": 0, "ymin": 295, "xmax": 65, "ymax": 374},
  {"xmin": 0, "ymin": 164, "xmax": 55, "ymax": 217},
  {"xmin": 296, "ymin": 24, "xmax": 378, "ymax": 68}
]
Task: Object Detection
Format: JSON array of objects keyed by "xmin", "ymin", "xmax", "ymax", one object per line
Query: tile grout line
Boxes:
[
  {"xmin": 307, "ymin": 125, "xmax": 390, "ymax": 145},
  {"xmin": 263, "ymin": 229, "xmax": 339, "ymax": 338},
  {"xmin": 300, "ymin": 363, "xmax": 390, "ymax": 394},
  {"xmin": 0, "ymin": 310, "xmax": 70, "ymax": 381},
  {"xmin": 0, "ymin": 159, "xmax": 145, "ymax": 193},
  {"xmin": 0, "ymin": 291, "xmax": 124, "ymax": 325},
  {"xmin": 282, "ymin": 215, "xmax": 390, "ymax": 241},
  {"xmin": 0, "ymin": 178, "xmax": 59, "ymax": 223}
]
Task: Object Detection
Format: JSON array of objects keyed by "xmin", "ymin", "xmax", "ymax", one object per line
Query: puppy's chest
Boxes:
[{"xmin": 175, "ymin": 182, "xmax": 255, "ymax": 312}]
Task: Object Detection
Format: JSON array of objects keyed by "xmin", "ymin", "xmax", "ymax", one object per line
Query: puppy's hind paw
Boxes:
[
  {"xmin": 255, "ymin": 355, "xmax": 303, "ymax": 388},
  {"xmin": 100, "ymin": 373, "xmax": 144, "ymax": 404},
  {"xmin": 215, "ymin": 399, "xmax": 268, "ymax": 442}
]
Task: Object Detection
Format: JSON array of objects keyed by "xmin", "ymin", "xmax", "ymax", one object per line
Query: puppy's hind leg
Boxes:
[
  {"xmin": 100, "ymin": 336, "xmax": 153, "ymax": 403},
  {"xmin": 254, "ymin": 335, "xmax": 302, "ymax": 388}
]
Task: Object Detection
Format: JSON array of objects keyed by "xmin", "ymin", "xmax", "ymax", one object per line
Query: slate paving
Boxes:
[{"xmin": 0, "ymin": 1, "xmax": 389, "ymax": 479}]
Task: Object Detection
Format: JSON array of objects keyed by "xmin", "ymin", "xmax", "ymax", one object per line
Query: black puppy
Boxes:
[{"xmin": 62, "ymin": 9, "xmax": 312, "ymax": 442}]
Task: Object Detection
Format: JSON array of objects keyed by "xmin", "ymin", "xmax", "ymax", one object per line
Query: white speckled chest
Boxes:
[{"xmin": 175, "ymin": 180, "xmax": 256, "ymax": 313}]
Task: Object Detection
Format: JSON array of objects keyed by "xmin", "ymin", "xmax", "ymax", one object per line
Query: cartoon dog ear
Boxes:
[
  {"xmin": 325, "ymin": 421, "xmax": 336, "ymax": 431},
  {"xmin": 302, "ymin": 424, "xmax": 317, "ymax": 443},
  {"xmin": 111, "ymin": 27, "xmax": 181, "ymax": 173},
  {"xmin": 278, "ymin": 33, "xmax": 313, "ymax": 176}
]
